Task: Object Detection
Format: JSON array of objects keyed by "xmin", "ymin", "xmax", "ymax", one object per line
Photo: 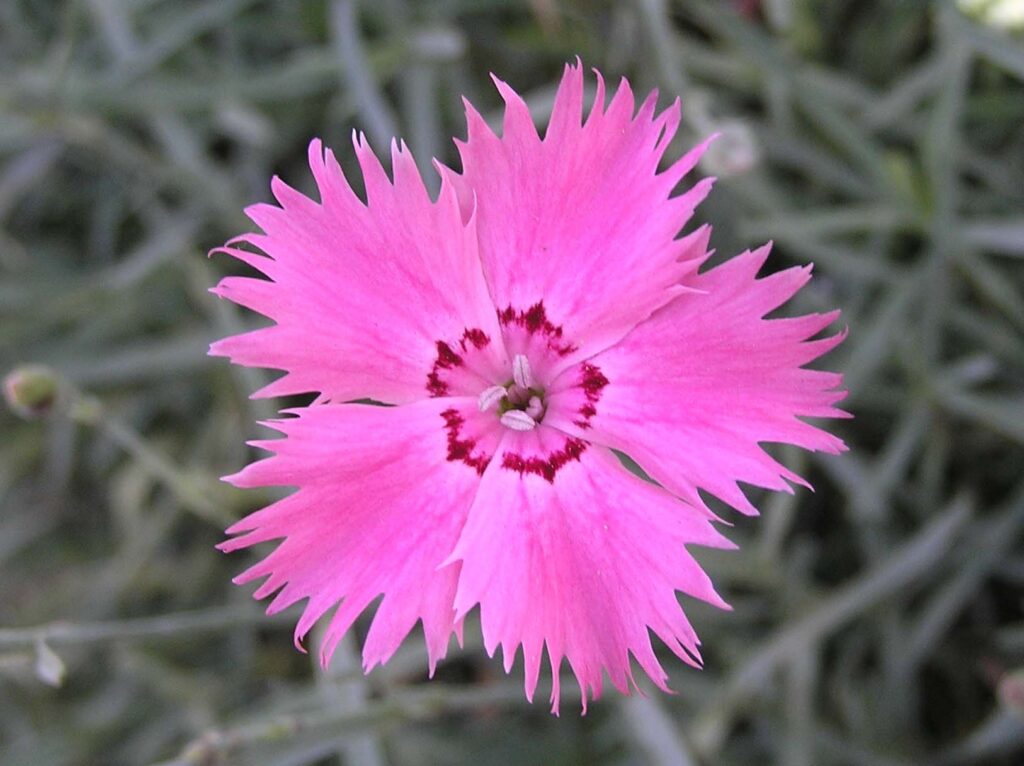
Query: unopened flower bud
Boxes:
[
  {"xmin": 701, "ymin": 121, "xmax": 760, "ymax": 177},
  {"xmin": 4, "ymin": 364, "xmax": 60, "ymax": 419},
  {"xmin": 999, "ymin": 668, "xmax": 1024, "ymax": 719}
]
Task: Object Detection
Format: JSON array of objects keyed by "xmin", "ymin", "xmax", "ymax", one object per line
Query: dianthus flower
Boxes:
[{"xmin": 212, "ymin": 62, "xmax": 847, "ymax": 713}]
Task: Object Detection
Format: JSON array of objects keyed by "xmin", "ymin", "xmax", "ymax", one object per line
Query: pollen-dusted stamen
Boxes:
[
  {"xmin": 492, "ymin": 354, "xmax": 549, "ymax": 424},
  {"xmin": 500, "ymin": 410, "xmax": 537, "ymax": 431},
  {"xmin": 478, "ymin": 384, "xmax": 508, "ymax": 412},
  {"xmin": 512, "ymin": 354, "xmax": 534, "ymax": 389}
]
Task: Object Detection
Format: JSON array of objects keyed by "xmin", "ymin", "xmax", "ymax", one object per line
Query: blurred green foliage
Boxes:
[{"xmin": 2, "ymin": 1, "xmax": 1024, "ymax": 764}]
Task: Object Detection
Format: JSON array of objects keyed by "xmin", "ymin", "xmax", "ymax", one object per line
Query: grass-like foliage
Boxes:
[{"xmin": 1, "ymin": 1, "xmax": 1023, "ymax": 764}]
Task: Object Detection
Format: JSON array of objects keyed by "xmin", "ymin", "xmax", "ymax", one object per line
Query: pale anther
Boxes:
[
  {"xmin": 478, "ymin": 384, "xmax": 508, "ymax": 412},
  {"xmin": 512, "ymin": 354, "xmax": 534, "ymax": 389},
  {"xmin": 500, "ymin": 410, "xmax": 537, "ymax": 431}
]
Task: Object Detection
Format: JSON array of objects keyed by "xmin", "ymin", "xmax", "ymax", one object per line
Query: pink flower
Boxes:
[{"xmin": 211, "ymin": 62, "xmax": 847, "ymax": 713}]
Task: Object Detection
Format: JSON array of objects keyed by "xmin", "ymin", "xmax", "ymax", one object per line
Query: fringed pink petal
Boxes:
[
  {"xmin": 210, "ymin": 137, "xmax": 508, "ymax": 404},
  {"xmin": 546, "ymin": 244, "xmax": 848, "ymax": 518},
  {"xmin": 454, "ymin": 61, "xmax": 714, "ymax": 379},
  {"xmin": 219, "ymin": 398, "xmax": 499, "ymax": 673},
  {"xmin": 447, "ymin": 430, "xmax": 734, "ymax": 714}
]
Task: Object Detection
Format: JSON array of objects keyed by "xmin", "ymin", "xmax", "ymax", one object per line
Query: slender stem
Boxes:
[
  {"xmin": 618, "ymin": 691, "xmax": 698, "ymax": 766},
  {"xmin": 0, "ymin": 605, "xmax": 289, "ymax": 649},
  {"xmin": 71, "ymin": 396, "xmax": 232, "ymax": 526},
  {"xmin": 330, "ymin": 0, "xmax": 399, "ymax": 147},
  {"xmin": 690, "ymin": 496, "xmax": 973, "ymax": 756},
  {"xmin": 152, "ymin": 683, "xmax": 527, "ymax": 766}
]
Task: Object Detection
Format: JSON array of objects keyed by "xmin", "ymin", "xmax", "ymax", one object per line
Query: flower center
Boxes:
[
  {"xmin": 430, "ymin": 310, "xmax": 610, "ymax": 482},
  {"xmin": 478, "ymin": 354, "xmax": 547, "ymax": 431}
]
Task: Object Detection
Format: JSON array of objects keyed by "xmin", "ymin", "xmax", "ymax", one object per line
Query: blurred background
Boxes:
[{"xmin": 2, "ymin": 0, "xmax": 1024, "ymax": 764}]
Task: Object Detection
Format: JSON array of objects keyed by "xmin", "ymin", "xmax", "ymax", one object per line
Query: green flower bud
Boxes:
[{"xmin": 3, "ymin": 364, "xmax": 60, "ymax": 419}]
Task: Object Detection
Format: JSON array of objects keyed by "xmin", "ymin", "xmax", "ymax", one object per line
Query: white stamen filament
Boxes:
[
  {"xmin": 500, "ymin": 410, "xmax": 537, "ymax": 431},
  {"xmin": 478, "ymin": 384, "xmax": 507, "ymax": 412},
  {"xmin": 512, "ymin": 354, "xmax": 534, "ymax": 389}
]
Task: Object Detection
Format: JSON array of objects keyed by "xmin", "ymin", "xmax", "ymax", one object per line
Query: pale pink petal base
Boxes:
[
  {"xmin": 547, "ymin": 244, "xmax": 848, "ymax": 517},
  {"xmin": 446, "ymin": 430, "xmax": 735, "ymax": 713},
  {"xmin": 219, "ymin": 398, "xmax": 495, "ymax": 672}
]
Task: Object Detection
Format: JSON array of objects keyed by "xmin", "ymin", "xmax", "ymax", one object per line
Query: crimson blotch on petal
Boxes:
[{"xmin": 212, "ymin": 60, "xmax": 848, "ymax": 714}]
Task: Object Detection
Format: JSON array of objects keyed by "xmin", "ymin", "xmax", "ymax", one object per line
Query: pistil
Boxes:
[{"xmin": 525, "ymin": 395, "xmax": 544, "ymax": 420}]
